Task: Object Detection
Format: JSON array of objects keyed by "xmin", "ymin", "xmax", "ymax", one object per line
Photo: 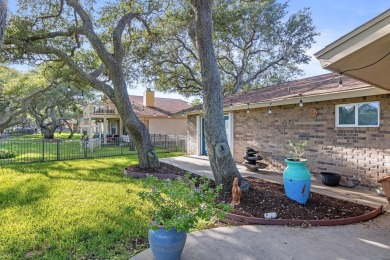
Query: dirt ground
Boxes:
[{"xmin": 125, "ymin": 163, "xmax": 373, "ymax": 220}]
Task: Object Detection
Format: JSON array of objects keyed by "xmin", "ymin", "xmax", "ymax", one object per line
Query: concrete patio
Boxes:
[{"xmin": 132, "ymin": 155, "xmax": 390, "ymax": 260}]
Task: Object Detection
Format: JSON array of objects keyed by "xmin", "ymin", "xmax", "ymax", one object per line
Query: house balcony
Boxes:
[{"xmin": 83, "ymin": 104, "xmax": 120, "ymax": 119}]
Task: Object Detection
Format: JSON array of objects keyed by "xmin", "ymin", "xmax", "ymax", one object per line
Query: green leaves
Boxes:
[
  {"xmin": 139, "ymin": 175, "xmax": 229, "ymax": 232},
  {"xmin": 0, "ymin": 149, "xmax": 16, "ymax": 159},
  {"xmin": 141, "ymin": 0, "xmax": 319, "ymax": 96},
  {"xmin": 288, "ymin": 140, "xmax": 308, "ymax": 161}
]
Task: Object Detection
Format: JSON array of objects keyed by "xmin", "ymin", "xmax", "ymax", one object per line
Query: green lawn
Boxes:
[{"xmin": 0, "ymin": 153, "xmax": 185, "ymax": 259}]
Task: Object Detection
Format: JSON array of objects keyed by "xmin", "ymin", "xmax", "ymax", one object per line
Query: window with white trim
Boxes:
[{"xmin": 335, "ymin": 101, "xmax": 380, "ymax": 127}]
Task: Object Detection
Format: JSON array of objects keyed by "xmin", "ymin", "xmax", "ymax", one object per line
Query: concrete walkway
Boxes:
[{"xmin": 132, "ymin": 156, "xmax": 390, "ymax": 260}]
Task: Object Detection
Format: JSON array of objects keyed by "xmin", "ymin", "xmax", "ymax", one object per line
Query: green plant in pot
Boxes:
[
  {"xmin": 283, "ymin": 140, "xmax": 311, "ymax": 204},
  {"xmin": 139, "ymin": 175, "xmax": 230, "ymax": 260}
]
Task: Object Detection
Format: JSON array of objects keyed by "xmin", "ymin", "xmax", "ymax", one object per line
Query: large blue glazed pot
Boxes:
[
  {"xmin": 283, "ymin": 159, "xmax": 311, "ymax": 204},
  {"xmin": 148, "ymin": 227, "xmax": 187, "ymax": 260}
]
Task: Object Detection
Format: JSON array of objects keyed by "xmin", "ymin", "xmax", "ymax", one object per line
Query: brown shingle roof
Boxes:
[
  {"xmin": 129, "ymin": 95, "xmax": 191, "ymax": 117},
  {"xmin": 182, "ymin": 73, "xmax": 372, "ymax": 113}
]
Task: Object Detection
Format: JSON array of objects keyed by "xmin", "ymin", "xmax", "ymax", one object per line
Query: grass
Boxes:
[{"xmin": 0, "ymin": 152, "xmax": 185, "ymax": 259}]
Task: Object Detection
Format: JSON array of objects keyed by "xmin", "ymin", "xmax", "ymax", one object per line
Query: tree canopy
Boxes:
[
  {"xmin": 0, "ymin": 65, "xmax": 50, "ymax": 133},
  {"xmin": 3, "ymin": 0, "xmax": 162, "ymax": 168},
  {"xmin": 139, "ymin": 0, "xmax": 318, "ymax": 96},
  {"xmin": 0, "ymin": 63, "xmax": 94, "ymax": 136}
]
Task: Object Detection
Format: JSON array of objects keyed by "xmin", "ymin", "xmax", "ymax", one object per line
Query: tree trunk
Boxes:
[
  {"xmin": 41, "ymin": 128, "xmax": 55, "ymax": 139},
  {"xmin": 190, "ymin": 0, "xmax": 249, "ymax": 192},
  {"xmin": 111, "ymin": 78, "xmax": 159, "ymax": 169},
  {"xmin": 41, "ymin": 128, "xmax": 54, "ymax": 139},
  {"xmin": 0, "ymin": 0, "xmax": 7, "ymax": 47}
]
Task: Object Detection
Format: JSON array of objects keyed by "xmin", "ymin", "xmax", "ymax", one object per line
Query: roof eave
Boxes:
[
  {"xmin": 185, "ymin": 87, "xmax": 389, "ymax": 116},
  {"xmin": 314, "ymin": 8, "xmax": 390, "ymax": 58}
]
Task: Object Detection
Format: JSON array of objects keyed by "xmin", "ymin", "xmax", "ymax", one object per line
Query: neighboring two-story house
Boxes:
[{"xmin": 81, "ymin": 89, "xmax": 191, "ymax": 138}]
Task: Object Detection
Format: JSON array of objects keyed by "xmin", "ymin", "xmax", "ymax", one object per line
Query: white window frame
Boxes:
[
  {"xmin": 335, "ymin": 101, "xmax": 380, "ymax": 127},
  {"xmin": 110, "ymin": 122, "xmax": 118, "ymax": 134}
]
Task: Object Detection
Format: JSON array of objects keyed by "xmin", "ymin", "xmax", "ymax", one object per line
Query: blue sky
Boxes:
[
  {"xmin": 7, "ymin": 1, "xmax": 390, "ymax": 100},
  {"xmin": 285, "ymin": 1, "xmax": 390, "ymax": 77}
]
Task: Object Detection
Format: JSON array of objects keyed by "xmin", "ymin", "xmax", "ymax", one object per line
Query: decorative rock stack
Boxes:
[{"xmin": 242, "ymin": 147, "xmax": 264, "ymax": 172}]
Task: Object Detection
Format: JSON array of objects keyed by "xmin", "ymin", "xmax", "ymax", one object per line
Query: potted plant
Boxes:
[
  {"xmin": 139, "ymin": 175, "xmax": 230, "ymax": 260},
  {"xmin": 283, "ymin": 140, "xmax": 311, "ymax": 204}
]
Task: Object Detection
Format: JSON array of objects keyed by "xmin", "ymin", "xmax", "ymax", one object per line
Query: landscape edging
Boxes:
[{"xmin": 222, "ymin": 205, "xmax": 383, "ymax": 226}]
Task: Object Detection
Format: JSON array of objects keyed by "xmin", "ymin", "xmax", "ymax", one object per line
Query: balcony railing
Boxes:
[{"xmin": 92, "ymin": 108, "xmax": 116, "ymax": 114}]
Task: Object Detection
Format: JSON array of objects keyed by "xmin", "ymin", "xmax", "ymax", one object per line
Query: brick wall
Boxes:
[
  {"xmin": 187, "ymin": 94, "xmax": 390, "ymax": 188},
  {"xmin": 233, "ymin": 94, "xmax": 390, "ymax": 188},
  {"xmin": 187, "ymin": 115, "xmax": 197, "ymax": 155}
]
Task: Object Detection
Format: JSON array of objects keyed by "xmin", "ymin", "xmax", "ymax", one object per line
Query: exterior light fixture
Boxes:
[
  {"xmin": 67, "ymin": 86, "xmax": 71, "ymax": 92},
  {"xmin": 247, "ymin": 103, "xmax": 250, "ymax": 113},
  {"xmin": 142, "ymin": 105, "xmax": 145, "ymax": 113},
  {"xmin": 268, "ymin": 102, "xmax": 272, "ymax": 114},
  {"xmin": 299, "ymin": 95, "xmax": 304, "ymax": 107},
  {"xmin": 338, "ymin": 74, "xmax": 343, "ymax": 88}
]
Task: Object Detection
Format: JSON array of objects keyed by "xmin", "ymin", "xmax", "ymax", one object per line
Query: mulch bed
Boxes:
[{"xmin": 125, "ymin": 162, "xmax": 374, "ymax": 221}]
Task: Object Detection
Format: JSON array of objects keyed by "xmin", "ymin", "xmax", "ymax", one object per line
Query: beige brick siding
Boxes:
[
  {"xmin": 187, "ymin": 94, "xmax": 390, "ymax": 188},
  {"xmin": 187, "ymin": 116, "xmax": 198, "ymax": 155}
]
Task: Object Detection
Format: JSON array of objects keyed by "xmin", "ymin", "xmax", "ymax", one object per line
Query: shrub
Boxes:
[
  {"xmin": 139, "ymin": 175, "xmax": 231, "ymax": 232},
  {"xmin": 0, "ymin": 149, "xmax": 16, "ymax": 159}
]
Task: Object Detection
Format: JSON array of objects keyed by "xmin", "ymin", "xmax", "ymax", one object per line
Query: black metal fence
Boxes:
[{"xmin": 0, "ymin": 134, "xmax": 186, "ymax": 165}]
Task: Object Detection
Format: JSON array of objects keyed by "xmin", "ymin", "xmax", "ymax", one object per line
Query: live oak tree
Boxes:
[
  {"xmin": 141, "ymin": 0, "xmax": 318, "ymax": 96},
  {"xmin": 28, "ymin": 84, "xmax": 86, "ymax": 139},
  {"xmin": 0, "ymin": 66, "xmax": 27, "ymax": 134},
  {"xmin": 0, "ymin": 66, "xmax": 52, "ymax": 134},
  {"xmin": 4, "ymin": 0, "xmax": 160, "ymax": 168},
  {"xmin": 189, "ymin": 0, "xmax": 249, "ymax": 191}
]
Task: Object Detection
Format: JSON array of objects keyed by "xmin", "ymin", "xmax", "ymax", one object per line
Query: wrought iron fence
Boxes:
[{"xmin": 0, "ymin": 134, "xmax": 186, "ymax": 165}]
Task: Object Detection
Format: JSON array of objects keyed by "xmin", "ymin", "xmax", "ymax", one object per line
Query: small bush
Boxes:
[{"xmin": 0, "ymin": 149, "xmax": 16, "ymax": 159}]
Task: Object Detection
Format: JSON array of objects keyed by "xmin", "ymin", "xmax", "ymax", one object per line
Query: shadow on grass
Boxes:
[
  {"xmin": 1, "ymin": 153, "xmax": 184, "ymax": 185},
  {"xmin": 0, "ymin": 179, "xmax": 50, "ymax": 210}
]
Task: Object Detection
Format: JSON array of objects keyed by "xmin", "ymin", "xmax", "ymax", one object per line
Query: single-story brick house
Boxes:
[{"xmin": 185, "ymin": 74, "xmax": 390, "ymax": 188}]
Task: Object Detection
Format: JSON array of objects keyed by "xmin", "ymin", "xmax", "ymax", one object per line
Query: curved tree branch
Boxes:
[
  {"xmin": 65, "ymin": 0, "xmax": 116, "ymax": 69},
  {"xmin": 113, "ymin": 12, "xmax": 150, "ymax": 62}
]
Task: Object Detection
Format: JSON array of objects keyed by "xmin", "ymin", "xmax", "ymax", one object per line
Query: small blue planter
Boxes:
[
  {"xmin": 148, "ymin": 227, "xmax": 187, "ymax": 260},
  {"xmin": 283, "ymin": 159, "xmax": 311, "ymax": 204}
]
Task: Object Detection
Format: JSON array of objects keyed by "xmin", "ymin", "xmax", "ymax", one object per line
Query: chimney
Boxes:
[{"xmin": 143, "ymin": 88, "xmax": 155, "ymax": 107}]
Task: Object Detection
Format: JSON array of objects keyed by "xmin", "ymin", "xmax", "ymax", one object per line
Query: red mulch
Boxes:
[{"xmin": 125, "ymin": 163, "xmax": 373, "ymax": 220}]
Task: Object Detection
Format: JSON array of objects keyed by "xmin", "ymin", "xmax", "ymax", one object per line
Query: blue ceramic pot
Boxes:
[
  {"xmin": 148, "ymin": 227, "xmax": 187, "ymax": 260},
  {"xmin": 283, "ymin": 159, "xmax": 311, "ymax": 204}
]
